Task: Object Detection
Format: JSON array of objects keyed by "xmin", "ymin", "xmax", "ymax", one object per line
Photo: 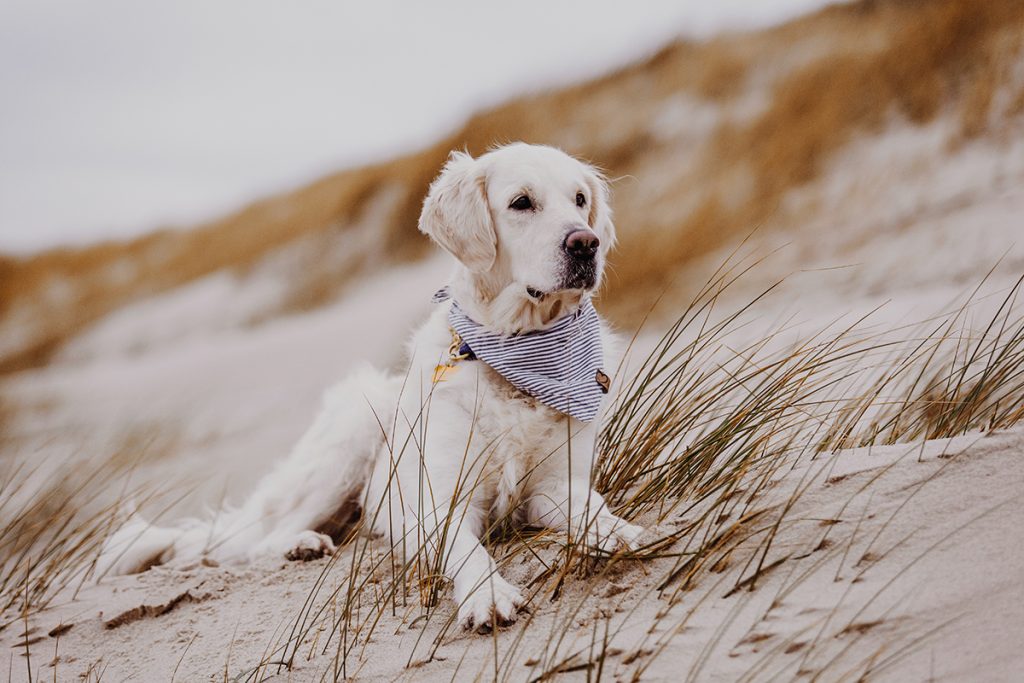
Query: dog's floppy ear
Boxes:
[
  {"xmin": 419, "ymin": 151, "xmax": 497, "ymax": 273},
  {"xmin": 583, "ymin": 165, "xmax": 616, "ymax": 251}
]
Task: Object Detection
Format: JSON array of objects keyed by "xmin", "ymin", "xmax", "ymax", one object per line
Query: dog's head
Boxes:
[{"xmin": 420, "ymin": 143, "xmax": 615, "ymax": 332}]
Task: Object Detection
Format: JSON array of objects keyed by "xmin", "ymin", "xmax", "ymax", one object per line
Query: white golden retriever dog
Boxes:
[{"xmin": 98, "ymin": 142, "xmax": 642, "ymax": 631}]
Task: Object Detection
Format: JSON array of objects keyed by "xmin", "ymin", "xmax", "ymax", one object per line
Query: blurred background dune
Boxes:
[{"xmin": 1, "ymin": 0, "xmax": 1023, "ymax": 503}]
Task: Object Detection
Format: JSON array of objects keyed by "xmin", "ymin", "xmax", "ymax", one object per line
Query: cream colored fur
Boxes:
[{"xmin": 96, "ymin": 143, "xmax": 642, "ymax": 632}]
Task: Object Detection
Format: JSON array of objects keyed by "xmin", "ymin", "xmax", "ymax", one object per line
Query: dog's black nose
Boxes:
[{"xmin": 563, "ymin": 229, "xmax": 600, "ymax": 259}]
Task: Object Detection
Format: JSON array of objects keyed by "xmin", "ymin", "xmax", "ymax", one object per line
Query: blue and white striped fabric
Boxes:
[{"xmin": 432, "ymin": 288, "xmax": 609, "ymax": 422}]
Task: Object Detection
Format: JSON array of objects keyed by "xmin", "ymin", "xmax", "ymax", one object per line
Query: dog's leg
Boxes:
[
  {"xmin": 419, "ymin": 507, "xmax": 524, "ymax": 633},
  {"xmin": 219, "ymin": 364, "xmax": 397, "ymax": 563},
  {"xmin": 526, "ymin": 479, "xmax": 643, "ymax": 554},
  {"xmin": 364, "ymin": 411, "xmax": 524, "ymax": 631},
  {"xmin": 369, "ymin": 476, "xmax": 524, "ymax": 631},
  {"xmin": 96, "ymin": 365, "xmax": 396, "ymax": 575}
]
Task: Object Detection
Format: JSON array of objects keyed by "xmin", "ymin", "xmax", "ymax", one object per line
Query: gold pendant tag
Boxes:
[{"xmin": 433, "ymin": 363, "xmax": 459, "ymax": 384}]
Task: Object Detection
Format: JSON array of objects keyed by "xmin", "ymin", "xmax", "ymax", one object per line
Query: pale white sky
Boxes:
[{"xmin": 0, "ymin": 0, "xmax": 834, "ymax": 254}]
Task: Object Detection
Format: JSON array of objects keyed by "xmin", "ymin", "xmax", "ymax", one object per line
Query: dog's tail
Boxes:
[{"xmin": 95, "ymin": 364, "xmax": 399, "ymax": 576}]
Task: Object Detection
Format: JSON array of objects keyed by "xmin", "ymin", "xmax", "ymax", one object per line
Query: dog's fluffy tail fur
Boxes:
[{"xmin": 96, "ymin": 364, "xmax": 398, "ymax": 576}]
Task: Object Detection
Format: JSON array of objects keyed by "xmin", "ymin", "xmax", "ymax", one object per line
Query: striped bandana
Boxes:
[{"xmin": 432, "ymin": 288, "xmax": 610, "ymax": 422}]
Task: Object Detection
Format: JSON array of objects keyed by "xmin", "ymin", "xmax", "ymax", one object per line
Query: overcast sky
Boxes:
[{"xmin": 0, "ymin": 0, "xmax": 832, "ymax": 254}]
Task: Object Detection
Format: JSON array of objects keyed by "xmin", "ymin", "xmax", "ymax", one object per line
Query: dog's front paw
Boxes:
[
  {"xmin": 457, "ymin": 576, "xmax": 524, "ymax": 634},
  {"xmin": 587, "ymin": 515, "xmax": 644, "ymax": 554},
  {"xmin": 285, "ymin": 530, "xmax": 336, "ymax": 562}
]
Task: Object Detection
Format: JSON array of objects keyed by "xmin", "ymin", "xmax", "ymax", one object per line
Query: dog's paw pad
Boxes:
[
  {"xmin": 588, "ymin": 516, "xmax": 644, "ymax": 554},
  {"xmin": 458, "ymin": 578, "xmax": 524, "ymax": 633},
  {"xmin": 285, "ymin": 531, "xmax": 336, "ymax": 562}
]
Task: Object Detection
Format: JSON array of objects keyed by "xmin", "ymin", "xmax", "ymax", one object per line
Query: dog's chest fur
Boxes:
[
  {"xmin": 447, "ymin": 362, "xmax": 569, "ymax": 518},
  {"xmin": 410, "ymin": 306, "xmax": 595, "ymax": 521}
]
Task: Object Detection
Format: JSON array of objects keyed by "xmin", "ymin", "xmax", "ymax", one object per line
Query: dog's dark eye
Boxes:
[
  {"xmin": 509, "ymin": 195, "xmax": 533, "ymax": 211},
  {"xmin": 576, "ymin": 192, "xmax": 586, "ymax": 208}
]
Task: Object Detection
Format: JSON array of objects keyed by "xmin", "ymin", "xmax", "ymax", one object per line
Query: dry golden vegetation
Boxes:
[{"xmin": 2, "ymin": 0, "xmax": 1023, "ymax": 375}]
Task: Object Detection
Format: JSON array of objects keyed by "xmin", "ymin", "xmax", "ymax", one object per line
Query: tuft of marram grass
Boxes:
[{"xmin": 0, "ymin": 444, "xmax": 177, "ymax": 630}]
